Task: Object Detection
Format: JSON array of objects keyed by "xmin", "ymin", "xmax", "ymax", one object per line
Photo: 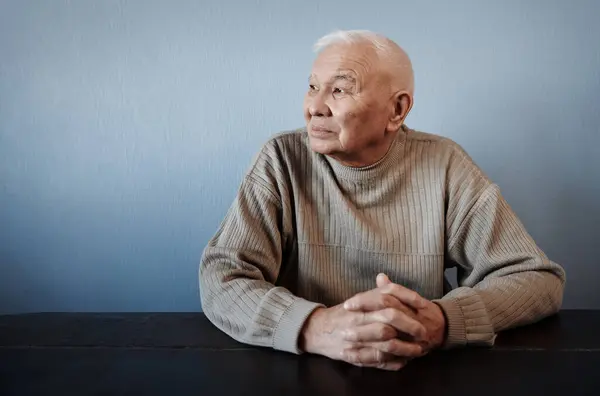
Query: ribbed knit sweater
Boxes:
[{"xmin": 199, "ymin": 125, "xmax": 566, "ymax": 354}]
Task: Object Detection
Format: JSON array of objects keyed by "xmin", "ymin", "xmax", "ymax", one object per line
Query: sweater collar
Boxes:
[{"xmin": 324, "ymin": 125, "xmax": 407, "ymax": 182}]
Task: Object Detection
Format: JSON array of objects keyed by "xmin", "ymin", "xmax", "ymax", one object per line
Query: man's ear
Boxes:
[{"xmin": 388, "ymin": 91, "xmax": 413, "ymax": 132}]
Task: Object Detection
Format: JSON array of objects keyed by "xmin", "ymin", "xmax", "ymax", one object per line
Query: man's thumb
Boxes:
[{"xmin": 376, "ymin": 273, "xmax": 392, "ymax": 288}]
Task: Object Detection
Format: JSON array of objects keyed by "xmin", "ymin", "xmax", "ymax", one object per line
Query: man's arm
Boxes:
[
  {"xmin": 434, "ymin": 145, "xmax": 566, "ymax": 348},
  {"xmin": 199, "ymin": 174, "xmax": 323, "ymax": 354},
  {"xmin": 201, "ymin": 172, "xmax": 427, "ymax": 367}
]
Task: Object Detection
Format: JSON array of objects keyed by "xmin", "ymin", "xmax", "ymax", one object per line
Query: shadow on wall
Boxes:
[
  {"xmin": 552, "ymin": 185, "xmax": 600, "ymax": 308},
  {"xmin": 0, "ymin": 254, "xmax": 59, "ymax": 314}
]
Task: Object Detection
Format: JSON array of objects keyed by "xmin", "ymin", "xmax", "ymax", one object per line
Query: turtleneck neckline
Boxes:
[{"xmin": 324, "ymin": 125, "xmax": 407, "ymax": 182}]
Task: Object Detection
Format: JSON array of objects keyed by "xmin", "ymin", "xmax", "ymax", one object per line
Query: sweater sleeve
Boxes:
[
  {"xmin": 199, "ymin": 174, "xmax": 323, "ymax": 354},
  {"xmin": 433, "ymin": 145, "xmax": 566, "ymax": 349}
]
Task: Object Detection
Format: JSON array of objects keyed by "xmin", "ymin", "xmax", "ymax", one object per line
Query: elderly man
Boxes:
[{"xmin": 199, "ymin": 30, "xmax": 566, "ymax": 370}]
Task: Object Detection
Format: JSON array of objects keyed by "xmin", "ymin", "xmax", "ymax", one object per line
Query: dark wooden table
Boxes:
[{"xmin": 1, "ymin": 310, "xmax": 599, "ymax": 395}]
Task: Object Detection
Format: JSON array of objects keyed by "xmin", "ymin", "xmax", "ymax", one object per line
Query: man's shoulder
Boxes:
[
  {"xmin": 255, "ymin": 127, "xmax": 310, "ymax": 160},
  {"xmin": 405, "ymin": 127, "xmax": 464, "ymax": 154},
  {"xmin": 245, "ymin": 127, "xmax": 311, "ymax": 180},
  {"xmin": 405, "ymin": 126, "xmax": 491, "ymax": 186},
  {"xmin": 404, "ymin": 126, "xmax": 482, "ymax": 171},
  {"xmin": 264, "ymin": 127, "xmax": 308, "ymax": 146}
]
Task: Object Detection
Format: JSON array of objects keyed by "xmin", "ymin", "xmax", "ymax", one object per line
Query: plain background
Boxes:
[{"xmin": 1, "ymin": 0, "xmax": 599, "ymax": 314}]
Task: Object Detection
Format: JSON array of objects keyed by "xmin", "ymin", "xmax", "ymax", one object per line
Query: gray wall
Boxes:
[{"xmin": 1, "ymin": 0, "xmax": 599, "ymax": 313}]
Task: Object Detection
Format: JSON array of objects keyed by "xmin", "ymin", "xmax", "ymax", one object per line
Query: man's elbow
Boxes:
[
  {"xmin": 198, "ymin": 260, "xmax": 218, "ymax": 316},
  {"xmin": 199, "ymin": 290, "xmax": 211, "ymax": 313},
  {"xmin": 545, "ymin": 269, "xmax": 566, "ymax": 315},
  {"xmin": 198, "ymin": 282, "xmax": 228, "ymax": 335}
]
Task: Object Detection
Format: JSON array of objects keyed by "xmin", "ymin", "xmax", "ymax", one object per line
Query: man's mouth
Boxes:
[{"xmin": 310, "ymin": 125, "xmax": 334, "ymax": 136}]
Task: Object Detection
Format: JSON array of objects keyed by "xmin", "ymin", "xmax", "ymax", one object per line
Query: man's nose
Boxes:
[{"xmin": 308, "ymin": 92, "xmax": 332, "ymax": 117}]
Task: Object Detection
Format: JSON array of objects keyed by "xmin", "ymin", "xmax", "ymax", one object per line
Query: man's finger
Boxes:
[
  {"xmin": 342, "ymin": 347, "xmax": 408, "ymax": 370},
  {"xmin": 342, "ymin": 323, "xmax": 398, "ymax": 342},
  {"xmin": 380, "ymin": 283, "xmax": 427, "ymax": 309},
  {"xmin": 342, "ymin": 346, "xmax": 386, "ymax": 366},
  {"xmin": 363, "ymin": 308, "xmax": 427, "ymax": 340},
  {"xmin": 376, "ymin": 273, "xmax": 392, "ymax": 288},
  {"xmin": 371, "ymin": 339, "xmax": 424, "ymax": 358},
  {"xmin": 344, "ymin": 290, "xmax": 418, "ymax": 316},
  {"xmin": 376, "ymin": 359, "xmax": 408, "ymax": 371}
]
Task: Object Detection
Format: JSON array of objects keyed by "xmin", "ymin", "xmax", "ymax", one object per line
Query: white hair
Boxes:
[
  {"xmin": 312, "ymin": 30, "xmax": 414, "ymax": 94},
  {"xmin": 313, "ymin": 30, "xmax": 390, "ymax": 53}
]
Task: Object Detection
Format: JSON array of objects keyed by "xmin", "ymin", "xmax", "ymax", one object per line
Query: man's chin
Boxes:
[{"xmin": 308, "ymin": 137, "xmax": 337, "ymax": 155}]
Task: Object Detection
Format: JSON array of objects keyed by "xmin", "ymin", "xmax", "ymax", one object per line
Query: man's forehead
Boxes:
[
  {"xmin": 311, "ymin": 44, "xmax": 379, "ymax": 81},
  {"xmin": 314, "ymin": 43, "xmax": 377, "ymax": 66},
  {"xmin": 309, "ymin": 70, "xmax": 357, "ymax": 82}
]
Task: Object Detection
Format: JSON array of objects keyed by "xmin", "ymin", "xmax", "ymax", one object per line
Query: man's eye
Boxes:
[
  {"xmin": 308, "ymin": 84, "xmax": 318, "ymax": 91},
  {"xmin": 332, "ymin": 87, "xmax": 345, "ymax": 94}
]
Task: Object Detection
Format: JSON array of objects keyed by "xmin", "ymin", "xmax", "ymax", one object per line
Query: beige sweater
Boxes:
[{"xmin": 199, "ymin": 125, "xmax": 566, "ymax": 354}]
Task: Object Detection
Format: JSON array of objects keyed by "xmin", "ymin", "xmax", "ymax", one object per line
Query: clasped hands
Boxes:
[{"xmin": 300, "ymin": 273, "xmax": 447, "ymax": 371}]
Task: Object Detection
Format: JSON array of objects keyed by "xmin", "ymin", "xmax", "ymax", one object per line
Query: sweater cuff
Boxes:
[
  {"xmin": 433, "ymin": 291, "xmax": 496, "ymax": 349},
  {"xmin": 272, "ymin": 298, "xmax": 324, "ymax": 354}
]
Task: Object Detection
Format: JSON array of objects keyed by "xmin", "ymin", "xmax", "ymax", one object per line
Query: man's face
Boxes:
[{"xmin": 303, "ymin": 43, "xmax": 393, "ymax": 164}]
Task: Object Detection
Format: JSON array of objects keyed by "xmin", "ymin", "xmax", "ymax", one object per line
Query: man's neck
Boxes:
[{"xmin": 330, "ymin": 128, "xmax": 399, "ymax": 168}]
